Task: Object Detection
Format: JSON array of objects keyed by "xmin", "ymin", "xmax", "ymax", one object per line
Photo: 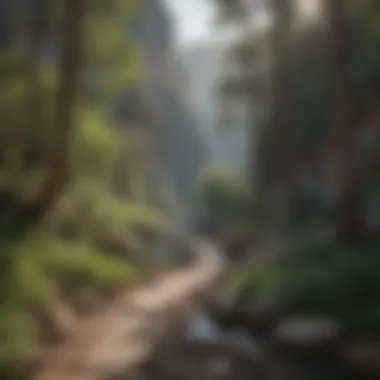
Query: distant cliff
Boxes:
[
  {"xmin": 129, "ymin": 0, "xmax": 210, "ymax": 205},
  {"xmin": 183, "ymin": 42, "xmax": 249, "ymax": 172}
]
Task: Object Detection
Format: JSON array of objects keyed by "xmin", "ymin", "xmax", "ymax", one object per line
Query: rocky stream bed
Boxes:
[{"xmin": 131, "ymin": 300, "xmax": 380, "ymax": 380}]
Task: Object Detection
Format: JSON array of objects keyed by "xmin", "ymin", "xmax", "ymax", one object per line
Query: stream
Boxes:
[{"xmin": 185, "ymin": 309, "xmax": 378, "ymax": 380}]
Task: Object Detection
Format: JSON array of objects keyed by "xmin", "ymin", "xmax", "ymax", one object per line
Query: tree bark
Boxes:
[
  {"xmin": 35, "ymin": 0, "xmax": 85, "ymax": 218},
  {"xmin": 270, "ymin": 0, "xmax": 297, "ymax": 223},
  {"xmin": 27, "ymin": 0, "xmax": 49, "ymax": 166},
  {"xmin": 323, "ymin": 0, "xmax": 363, "ymax": 243}
]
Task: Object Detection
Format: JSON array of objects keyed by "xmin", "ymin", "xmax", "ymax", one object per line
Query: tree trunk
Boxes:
[
  {"xmin": 323, "ymin": 0, "xmax": 363, "ymax": 243},
  {"xmin": 35, "ymin": 0, "xmax": 84, "ymax": 218},
  {"xmin": 27, "ymin": 0, "xmax": 49, "ymax": 166},
  {"xmin": 270, "ymin": 0, "xmax": 297, "ymax": 223}
]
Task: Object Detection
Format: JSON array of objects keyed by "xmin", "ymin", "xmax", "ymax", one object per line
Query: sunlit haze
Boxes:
[{"xmin": 164, "ymin": 0, "xmax": 216, "ymax": 45}]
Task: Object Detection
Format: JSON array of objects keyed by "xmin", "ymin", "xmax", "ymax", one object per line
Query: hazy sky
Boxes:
[
  {"xmin": 163, "ymin": 0, "xmax": 271, "ymax": 46},
  {"xmin": 164, "ymin": 0, "xmax": 322, "ymax": 45},
  {"xmin": 164, "ymin": 0, "xmax": 215, "ymax": 45}
]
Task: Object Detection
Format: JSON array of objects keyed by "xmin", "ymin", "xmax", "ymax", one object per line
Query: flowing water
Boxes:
[
  {"xmin": 186, "ymin": 310, "xmax": 262, "ymax": 355},
  {"xmin": 185, "ymin": 309, "xmax": 378, "ymax": 380}
]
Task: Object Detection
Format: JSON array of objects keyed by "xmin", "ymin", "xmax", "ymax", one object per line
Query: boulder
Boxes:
[
  {"xmin": 272, "ymin": 316, "xmax": 341, "ymax": 350},
  {"xmin": 245, "ymin": 294, "xmax": 279, "ymax": 332},
  {"xmin": 206, "ymin": 292, "xmax": 245, "ymax": 329},
  {"xmin": 207, "ymin": 304, "xmax": 246, "ymax": 329},
  {"xmin": 207, "ymin": 358, "xmax": 232, "ymax": 378},
  {"xmin": 342, "ymin": 340, "xmax": 380, "ymax": 374}
]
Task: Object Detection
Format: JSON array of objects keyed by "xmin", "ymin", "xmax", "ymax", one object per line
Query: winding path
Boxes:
[{"xmin": 35, "ymin": 239, "xmax": 224, "ymax": 380}]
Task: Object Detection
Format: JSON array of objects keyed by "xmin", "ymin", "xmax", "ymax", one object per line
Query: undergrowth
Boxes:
[
  {"xmin": 0, "ymin": 232, "xmax": 139, "ymax": 370},
  {"xmin": 232, "ymin": 244, "xmax": 380, "ymax": 336}
]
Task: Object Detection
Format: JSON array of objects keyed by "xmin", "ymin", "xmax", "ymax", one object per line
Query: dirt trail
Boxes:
[{"xmin": 35, "ymin": 239, "xmax": 224, "ymax": 380}]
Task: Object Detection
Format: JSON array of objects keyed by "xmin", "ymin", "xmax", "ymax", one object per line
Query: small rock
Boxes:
[
  {"xmin": 186, "ymin": 311, "xmax": 221, "ymax": 342},
  {"xmin": 224, "ymin": 329, "xmax": 262, "ymax": 357},
  {"xmin": 208, "ymin": 358, "xmax": 231, "ymax": 377},
  {"xmin": 245, "ymin": 294, "xmax": 280, "ymax": 334},
  {"xmin": 248, "ymin": 296, "xmax": 278, "ymax": 318},
  {"xmin": 343, "ymin": 340, "xmax": 380, "ymax": 374},
  {"xmin": 207, "ymin": 300, "xmax": 244, "ymax": 328},
  {"xmin": 272, "ymin": 316, "xmax": 341, "ymax": 349}
]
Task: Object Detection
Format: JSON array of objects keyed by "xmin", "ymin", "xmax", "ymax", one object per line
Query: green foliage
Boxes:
[
  {"xmin": 90, "ymin": 0, "xmax": 136, "ymax": 15},
  {"xmin": 278, "ymin": 246, "xmax": 380, "ymax": 327},
  {"xmin": 234, "ymin": 244, "xmax": 380, "ymax": 335},
  {"xmin": 196, "ymin": 165, "xmax": 258, "ymax": 245},
  {"xmin": 83, "ymin": 0, "xmax": 142, "ymax": 99},
  {"xmin": 230, "ymin": 265, "xmax": 278, "ymax": 302},
  {"xmin": 0, "ymin": 0, "xmax": 167, "ymax": 374},
  {"xmin": 197, "ymin": 165, "xmax": 252, "ymax": 222},
  {"xmin": 72, "ymin": 108, "xmax": 122, "ymax": 178},
  {"xmin": 0, "ymin": 52, "xmax": 28, "ymax": 80},
  {"xmin": 0, "ymin": 233, "xmax": 139, "ymax": 367},
  {"xmin": 44, "ymin": 240, "xmax": 139, "ymax": 292},
  {"xmin": 55, "ymin": 180, "xmax": 167, "ymax": 239},
  {"xmin": 0, "ymin": 303, "xmax": 36, "ymax": 368}
]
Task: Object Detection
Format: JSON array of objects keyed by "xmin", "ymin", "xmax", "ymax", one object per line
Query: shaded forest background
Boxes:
[{"xmin": 198, "ymin": 0, "xmax": 380, "ymax": 348}]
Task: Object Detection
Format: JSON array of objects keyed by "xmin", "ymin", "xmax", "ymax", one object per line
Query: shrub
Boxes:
[
  {"xmin": 230, "ymin": 266, "xmax": 278, "ymax": 302},
  {"xmin": 43, "ymin": 240, "xmax": 139, "ymax": 293},
  {"xmin": 0, "ymin": 233, "xmax": 139, "ymax": 369},
  {"xmin": 233, "ymin": 244, "xmax": 380, "ymax": 335},
  {"xmin": 278, "ymin": 246, "xmax": 380, "ymax": 331},
  {"xmin": 196, "ymin": 165, "xmax": 254, "ymax": 235}
]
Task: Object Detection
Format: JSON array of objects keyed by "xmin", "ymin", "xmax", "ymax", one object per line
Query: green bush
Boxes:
[
  {"xmin": 233, "ymin": 244, "xmax": 380, "ymax": 335},
  {"xmin": 230, "ymin": 266, "xmax": 278, "ymax": 302},
  {"xmin": 43, "ymin": 240, "xmax": 139, "ymax": 292},
  {"xmin": 196, "ymin": 165, "xmax": 254, "ymax": 234},
  {"xmin": 278, "ymin": 245, "xmax": 380, "ymax": 331},
  {"xmin": 0, "ymin": 233, "xmax": 140, "ymax": 368}
]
